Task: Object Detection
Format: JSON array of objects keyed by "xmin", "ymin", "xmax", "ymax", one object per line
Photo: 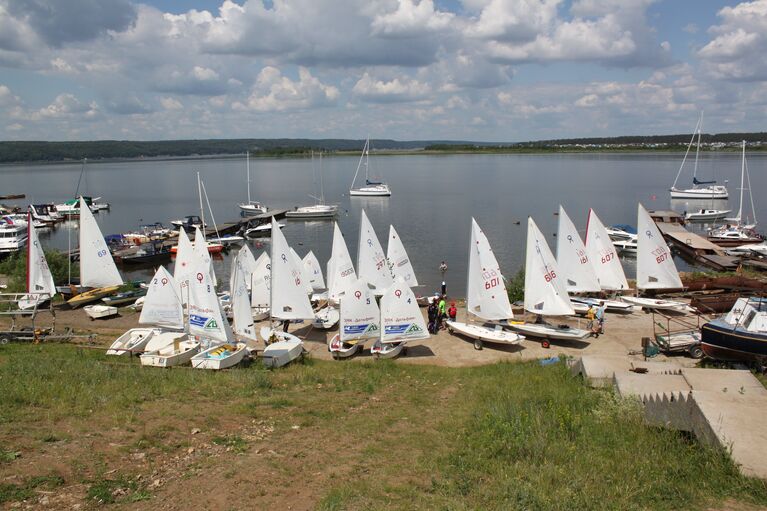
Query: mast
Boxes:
[
  {"xmin": 745, "ymin": 145, "xmax": 757, "ymax": 227},
  {"xmin": 246, "ymin": 151, "xmax": 251, "ymax": 204},
  {"xmin": 364, "ymin": 136, "xmax": 370, "ymax": 183},
  {"xmin": 693, "ymin": 111, "xmax": 703, "ymax": 182},
  {"xmin": 197, "ymin": 172, "xmax": 205, "ymax": 241},
  {"xmin": 465, "ymin": 219, "xmax": 472, "ymax": 321},
  {"xmin": 319, "ymin": 152, "xmax": 325, "ymax": 205},
  {"xmin": 26, "ymin": 211, "xmax": 31, "ymax": 294},
  {"xmin": 350, "ymin": 139, "xmax": 367, "ymax": 190},
  {"xmin": 672, "ymin": 116, "xmax": 701, "ymax": 190},
  {"xmin": 736, "ymin": 140, "xmax": 746, "ymax": 223}
]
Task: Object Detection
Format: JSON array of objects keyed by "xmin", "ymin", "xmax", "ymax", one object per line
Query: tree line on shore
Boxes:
[{"xmin": 1, "ymin": 132, "xmax": 765, "ymax": 163}]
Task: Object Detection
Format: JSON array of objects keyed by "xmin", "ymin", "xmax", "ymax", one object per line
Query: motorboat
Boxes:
[
  {"xmin": 285, "ymin": 204, "xmax": 338, "ymax": 218},
  {"xmin": 701, "ymin": 297, "xmax": 767, "ymax": 363},
  {"xmin": 0, "ymin": 217, "xmax": 28, "ymax": 253},
  {"xmin": 605, "ymin": 224, "xmax": 637, "ymax": 242},
  {"xmin": 726, "ymin": 242, "xmax": 767, "ymax": 257},
  {"xmin": 685, "ymin": 208, "xmax": 732, "ymax": 222},
  {"xmin": 613, "ymin": 238, "xmax": 637, "ymax": 255},
  {"xmin": 244, "ymin": 221, "xmax": 283, "ymax": 237},
  {"xmin": 170, "ymin": 215, "xmax": 206, "ymax": 230},
  {"xmin": 708, "ymin": 225, "xmax": 763, "ymax": 247}
]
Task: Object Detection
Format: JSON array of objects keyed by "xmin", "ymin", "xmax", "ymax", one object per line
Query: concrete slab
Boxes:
[
  {"xmin": 614, "ymin": 372, "xmax": 690, "ymax": 400},
  {"xmin": 573, "ymin": 355, "xmax": 683, "ymax": 387},
  {"xmin": 680, "ymin": 368, "xmax": 767, "ymax": 398},
  {"xmin": 691, "ymin": 390, "xmax": 767, "ymax": 479}
]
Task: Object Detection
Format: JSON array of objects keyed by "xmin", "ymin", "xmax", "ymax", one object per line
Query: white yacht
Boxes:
[
  {"xmin": 0, "ymin": 217, "xmax": 28, "ymax": 253},
  {"xmin": 349, "ymin": 137, "xmax": 391, "ymax": 197},
  {"xmin": 669, "ymin": 114, "xmax": 728, "ymax": 199}
]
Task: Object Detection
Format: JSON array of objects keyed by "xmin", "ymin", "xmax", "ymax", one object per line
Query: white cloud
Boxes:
[
  {"xmin": 352, "ymin": 72, "xmax": 430, "ymax": 102},
  {"xmin": 371, "ymin": 0, "xmax": 454, "ymax": 38},
  {"xmin": 235, "ymin": 66, "xmax": 339, "ymax": 112},
  {"xmin": 698, "ymin": 0, "xmax": 767, "ymax": 81},
  {"xmin": 160, "ymin": 97, "xmax": 183, "ymax": 110}
]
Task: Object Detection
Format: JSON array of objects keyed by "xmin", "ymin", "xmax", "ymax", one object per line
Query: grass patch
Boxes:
[
  {"xmin": 87, "ymin": 475, "xmax": 147, "ymax": 505},
  {"xmin": 1, "ymin": 345, "xmax": 767, "ymax": 509},
  {"xmin": 211, "ymin": 435, "xmax": 248, "ymax": 454},
  {"xmin": 0, "ymin": 474, "xmax": 64, "ymax": 504},
  {"xmin": 0, "ymin": 447, "xmax": 20, "ymax": 463}
]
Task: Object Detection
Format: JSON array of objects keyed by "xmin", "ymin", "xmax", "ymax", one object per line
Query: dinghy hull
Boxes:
[{"xmin": 191, "ymin": 343, "xmax": 249, "ymax": 370}]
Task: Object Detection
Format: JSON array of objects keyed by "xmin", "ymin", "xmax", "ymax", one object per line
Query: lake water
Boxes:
[{"xmin": 3, "ymin": 151, "xmax": 764, "ymax": 296}]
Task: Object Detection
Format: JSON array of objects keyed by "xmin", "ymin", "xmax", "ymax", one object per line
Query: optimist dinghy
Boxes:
[
  {"xmin": 261, "ymin": 329, "xmax": 305, "ymax": 368},
  {"xmin": 313, "ymin": 306, "xmax": 340, "ymax": 329},
  {"xmin": 371, "ymin": 281, "xmax": 429, "ymax": 359},
  {"xmin": 330, "ymin": 278, "xmax": 380, "ymax": 358},
  {"xmin": 445, "ymin": 218, "xmax": 523, "ymax": 350}
]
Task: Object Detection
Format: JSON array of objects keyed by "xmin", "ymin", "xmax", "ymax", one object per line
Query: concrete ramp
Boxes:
[{"xmin": 573, "ymin": 357, "xmax": 767, "ymax": 480}]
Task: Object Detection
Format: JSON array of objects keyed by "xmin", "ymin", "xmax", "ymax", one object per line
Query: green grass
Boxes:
[
  {"xmin": 1, "ymin": 344, "xmax": 766, "ymax": 509},
  {"xmin": 0, "ymin": 474, "xmax": 64, "ymax": 504}
]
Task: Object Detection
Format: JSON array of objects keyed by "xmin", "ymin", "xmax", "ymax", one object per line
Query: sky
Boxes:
[{"xmin": 0, "ymin": 0, "xmax": 766, "ymax": 142}]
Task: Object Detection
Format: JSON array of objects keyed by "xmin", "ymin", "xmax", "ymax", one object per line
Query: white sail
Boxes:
[
  {"xmin": 290, "ymin": 247, "xmax": 314, "ymax": 295},
  {"xmin": 380, "ymin": 280, "xmax": 428, "ymax": 343},
  {"xmin": 357, "ymin": 210, "xmax": 393, "ymax": 294},
  {"xmin": 386, "ymin": 225, "xmax": 418, "ymax": 287},
  {"xmin": 78, "ymin": 197, "xmax": 123, "ymax": 288},
  {"xmin": 250, "ymin": 252, "xmax": 271, "ymax": 308},
  {"xmin": 556, "ymin": 206, "xmax": 601, "ymax": 293},
  {"xmin": 270, "ymin": 218, "xmax": 314, "ymax": 321},
  {"xmin": 466, "ymin": 218, "xmax": 513, "ymax": 321},
  {"xmin": 230, "ymin": 244, "xmax": 257, "ymax": 293},
  {"xmin": 193, "ymin": 226, "xmax": 216, "ymax": 286},
  {"xmin": 187, "ymin": 265, "xmax": 231, "ymax": 343},
  {"xmin": 340, "ymin": 278, "xmax": 380, "ymax": 342},
  {"xmin": 302, "ymin": 251, "xmax": 326, "ymax": 290},
  {"xmin": 139, "ymin": 266, "xmax": 184, "ymax": 329},
  {"xmin": 232, "ymin": 261, "xmax": 256, "ymax": 340},
  {"xmin": 26, "ymin": 215, "xmax": 55, "ymax": 298},
  {"xmin": 327, "ymin": 222, "xmax": 357, "ymax": 303},
  {"xmin": 525, "ymin": 217, "xmax": 575, "ymax": 316},
  {"xmin": 637, "ymin": 203, "xmax": 683, "ymax": 290},
  {"xmin": 173, "ymin": 228, "xmax": 198, "ymax": 306},
  {"xmin": 585, "ymin": 208, "xmax": 628, "ymax": 291}
]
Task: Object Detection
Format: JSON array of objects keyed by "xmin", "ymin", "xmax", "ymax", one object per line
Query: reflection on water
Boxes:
[{"xmin": 7, "ymin": 151, "xmax": 766, "ymax": 296}]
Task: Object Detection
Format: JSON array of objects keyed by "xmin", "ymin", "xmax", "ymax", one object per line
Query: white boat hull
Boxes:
[
  {"xmin": 141, "ymin": 339, "xmax": 201, "ymax": 367},
  {"xmin": 106, "ymin": 327, "xmax": 157, "ymax": 356},
  {"xmin": 84, "ymin": 305, "xmax": 118, "ymax": 320},
  {"xmin": 446, "ymin": 320, "xmax": 524, "ymax": 345},
  {"xmin": 191, "ymin": 343, "xmax": 249, "ymax": 370},
  {"xmin": 285, "ymin": 206, "xmax": 338, "ymax": 218},
  {"xmin": 507, "ymin": 322, "xmax": 591, "ymax": 341},
  {"xmin": 312, "ymin": 307, "xmax": 340, "ymax": 329},
  {"xmin": 370, "ymin": 339, "xmax": 405, "ymax": 359},
  {"xmin": 253, "ymin": 307, "xmax": 270, "ymax": 321},
  {"xmin": 620, "ymin": 296, "xmax": 690, "ymax": 312},
  {"xmin": 261, "ymin": 330, "xmax": 304, "ymax": 367},
  {"xmin": 349, "ymin": 185, "xmax": 391, "ymax": 196},
  {"xmin": 670, "ymin": 187, "xmax": 728, "ymax": 199},
  {"xmin": 569, "ymin": 297, "xmax": 634, "ymax": 313},
  {"xmin": 328, "ymin": 333, "xmax": 364, "ymax": 358}
]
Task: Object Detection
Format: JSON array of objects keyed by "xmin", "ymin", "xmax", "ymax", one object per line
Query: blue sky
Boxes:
[{"xmin": 1, "ymin": 0, "xmax": 765, "ymax": 141}]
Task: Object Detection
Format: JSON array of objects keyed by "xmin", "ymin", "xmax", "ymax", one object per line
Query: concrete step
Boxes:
[{"xmin": 572, "ymin": 355, "xmax": 682, "ymax": 387}]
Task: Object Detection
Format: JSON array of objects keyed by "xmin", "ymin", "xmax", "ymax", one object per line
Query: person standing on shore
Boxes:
[
  {"xmin": 427, "ymin": 299, "xmax": 438, "ymax": 334},
  {"xmin": 595, "ymin": 301, "xmax": 606, "ymax": 337},
  {"xmin": 437, "ymin": 295, "xmax": 447, "ymax": 330},
  {"xmin": 448, "ymin": 302, "xmax": 457, "ymax": 322}
]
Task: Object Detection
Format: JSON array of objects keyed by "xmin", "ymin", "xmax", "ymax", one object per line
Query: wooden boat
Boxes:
[
  {"xmin": 68, "ymin": 285, "xmax": 121, "ymax": 308},
  {"xmin": 84, "ymin": 304, "xmax": 118, "ymax": 320}
]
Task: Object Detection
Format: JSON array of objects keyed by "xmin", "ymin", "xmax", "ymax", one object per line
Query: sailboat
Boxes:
[
  {"xmin": 238, "ymin": 151, "xmax": 268, "ymax": 215},
  {"xmin": 670, "ymin": 114, "xmax": 728, "ymax": 199},
  {"xmin": 581, "ymin": 209, "xmax": 634, "ymax": 313},
  {"xmin": 67, "ymin": 197, "xmax": 123, "ymax": 308},
  {"xmin": 286, "ymin": 152, "xmax": 338, "ymax": 218},
  {"xmin": 708, "ymin": 141, "xmax": 763, "ymax": 246},
  {"xmin": 371, "ymin": 280, "xmax": 429, "ymax": 359},
  {"xmin": 445, "ymin": 218, "xmax": 523, "ymax": 350},
  {"xmin": 250, "ymin": 251, "xmax": 271, "ymax": 320},
  {"xmin": 555, "ymin": 206, "xmax": 600, "ymax": 315},
  {"xmin": 621, "ymin": 204, "xmax": 689, "ymax": 312},
  {"xmin": 386, "ymin": 225, "xmax": 418, "ymax": 286},
  {"xmin": 260, "ymin": 218, "xmax": 315, "ymax": 368},
  {"xmin": 303, "ymin": 250, "xmax": 338, "ymax": 329},
  {"xmin": 107, "ymin": 266, "xmax": 184, "ymax": 356},
  {"xmin": 507, "ymin": 218, "xmax": 590, "ymax": 346},
  {"xmin": 357, "ymin": 210, "xmax": 393, "ymax": 295},
  {"xmin": 327, "ymin": 222, "xmax": 357, "ymax": 305},
  {"xmin": 191, "ymin": 258, "xmax": 250, "ymax": 370},
  {"xmin": 18, "ymin": 212, "xmax": 56, "ymax": 310},
  {"xmin": 329, "ymin": 278, "xmax": 380, "ymax": 358},
  {"xmin": 349, "ymin": 137, "xmax": 391, "ymax": 196}
]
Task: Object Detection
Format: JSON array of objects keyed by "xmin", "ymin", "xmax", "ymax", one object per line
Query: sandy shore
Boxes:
[{"xmin": 4, "ymin": 301, "xmax": 702, "ymax": 368}]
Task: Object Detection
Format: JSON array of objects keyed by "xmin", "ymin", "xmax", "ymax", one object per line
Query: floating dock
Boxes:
[{"xmin": 655, "ymin": 222, "xmax": 739, "ymax": 271}]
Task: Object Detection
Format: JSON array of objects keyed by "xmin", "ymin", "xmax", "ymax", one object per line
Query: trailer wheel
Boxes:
[
  {"xmin": 0, "ymin": 334, "xmax": 11, "ymax": 345},
  {"xmin": 541, "ymin": 340, "xmax": 551, "ymax": 349},
  {"xmin": 473, "ymin": 339, "xmax": 483, "ymax": 350},
  {"xmin": 689, "ymin": 345, "xmax": 704, "ymax": 359}
]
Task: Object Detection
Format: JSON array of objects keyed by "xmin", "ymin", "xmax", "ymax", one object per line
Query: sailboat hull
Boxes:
[
  {"xmin": 312, "ymin": 307, "xmax": 340, "ymax": 329},
  {"xmin": 328, "ymin": 333, "xmax": 364, "ymax": 358},
  {"xmin": 261, "ymin": 331, "xmax": 304, "ymax": 367},
  {"xmin": 191, "ymin": 343, "xmax": 249, "ymax": 370},
  {"xmin": 507, "ymin": 322, "xmax": 591, "ymax": 341},
  {"xmin": 670, "ymin": 187, "xmax": 728, "ymax": 199},
  {"xmin": 446, "ymin": 320, "xmax": 524, "ymax": 345},
  {"xmin": 106, "ymin": 327, "xmax": 157, "ymax": 356},
  {"xmin": 620, "ymin": 296, "xmax": 690, "ymax": 312},
  {"xmin": 67, "ymin": 285, "xmax": 121, "ymax": 308},
  {"xmin": 371, "ymin": 339, "xmax": 405, "ymax": 359},
  {"xmin": 140, "ymin": 339, "xmax": 201, "ymax": 367},
  {"xmin": 349, "ymin": 185, "xmax": 391, "ymax": 196}
]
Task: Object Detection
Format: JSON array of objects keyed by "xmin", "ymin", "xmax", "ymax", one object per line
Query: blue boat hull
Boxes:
[{"xmin": 701, "ymin": 320, "xmax": 767, "ymax": 363}]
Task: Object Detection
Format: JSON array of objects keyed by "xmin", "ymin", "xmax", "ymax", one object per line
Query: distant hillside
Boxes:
[{"xmin": 1, "ymin": 133, "xmax": 766, "ymax": 163}]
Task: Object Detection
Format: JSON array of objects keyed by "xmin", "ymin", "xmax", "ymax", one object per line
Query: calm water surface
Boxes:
[{"xmin": 4, "ymin": 152, "xmax": 764, "ymax": 296}]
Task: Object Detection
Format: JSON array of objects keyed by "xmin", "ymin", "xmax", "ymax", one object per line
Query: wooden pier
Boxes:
[{"xmin": 656, "ymin": 222, "xmax": 739, "ymax": 271}]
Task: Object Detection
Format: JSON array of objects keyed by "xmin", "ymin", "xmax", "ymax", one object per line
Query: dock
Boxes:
[
  {"xmin": 573, "ymin": 356, "xmax": 767, "ymax": 480},
  {"xmin": 656, "ymin": 222, "xmax": 740, "ymax": 271}
]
